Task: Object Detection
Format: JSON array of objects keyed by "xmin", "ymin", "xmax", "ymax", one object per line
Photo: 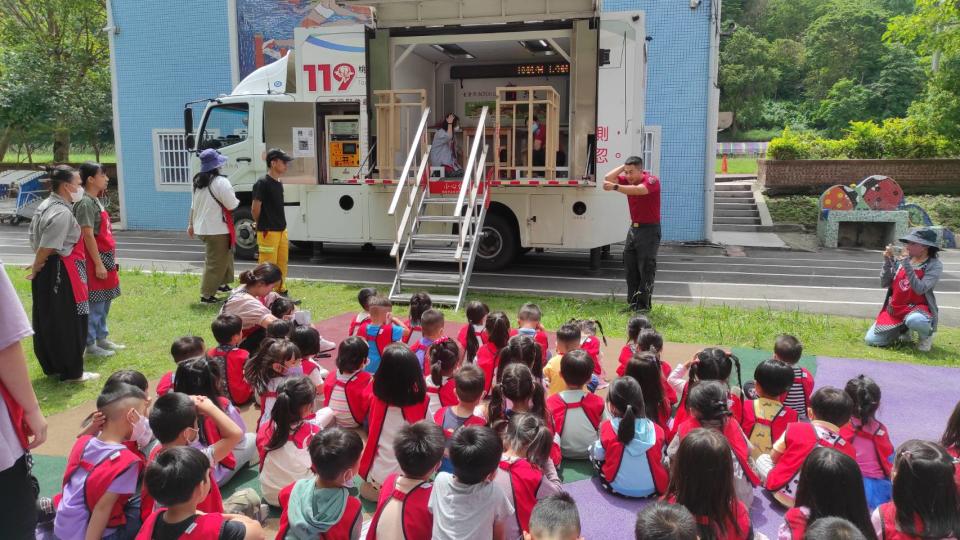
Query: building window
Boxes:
[
  {"xmin": 643, "ymin": 125, "xmax": 661, "ymax": 177},
  {"xmin": 152, "ymin": 130, "xmax": 192, "ymax": 188}
]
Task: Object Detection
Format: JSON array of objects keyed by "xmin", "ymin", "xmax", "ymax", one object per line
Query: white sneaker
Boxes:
[
  {"xmin": 65, "ymin": 371, "xmax": 101, "ymax": 383},
  {"xmin": 85, "ymin": 344, "xmax": 115, "ymax": 357},
  {"xmin": 917, "ymin": 335, "xmax": 934, "ymax": 352},
  {"xmin": 97, "ymin": 339, "xmax": 126, "ymax": 351}
]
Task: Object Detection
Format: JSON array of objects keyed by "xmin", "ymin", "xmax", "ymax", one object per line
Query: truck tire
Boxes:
[
  {"xmin": 475, "ymin": 212, "xmax": 518, "ymax": 271},
  {"xmin": 232, "ymin": 206, "xmax": 258, "ymax": 261}
]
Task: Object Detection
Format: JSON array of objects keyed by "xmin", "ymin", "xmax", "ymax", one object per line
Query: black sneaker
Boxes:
[
  {"xmin": 200, "ymin": 295, "xmax": 222, "ymax": 304},
  {"xmin": 218, "ymin": 285, "xmax": 232, "ymax": 293}
]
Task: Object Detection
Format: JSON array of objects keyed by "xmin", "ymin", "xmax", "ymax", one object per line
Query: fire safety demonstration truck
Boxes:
[{"xmin": 184, "ymin": 0, "xmax": 648, "ymax": 309}]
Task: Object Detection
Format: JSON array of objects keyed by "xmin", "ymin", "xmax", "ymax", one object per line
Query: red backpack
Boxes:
[
  {"xmin": 55, "ymin": 436, "xmax": 143, "ymax": 529},
  {"xmin": 783, "ymin": 507, "xmax": 808, "ymax": 539},
  {"xmin": 840, "ymin": 420, "xmax": 895, "ymax": 478},
  {"xmin": 878, "ymin": 502, "xmax": 929, "ymax": 540},
  {"xmin": 140, "ymin": 445, "xmax": 224, "ymax": 521},
  {"xmin": 365, "ymin": 473, "xmax": 433, "ymax": 540},
  {"xmin": 208, "ymin": 346, "xmax": 253, "ymax": 405},
  {"xmin": 499, "ymin": 458, "xmax": 544, "ymax": 534},
  {"xmin": 357, "ymin": 321, "xmax": 400, "ymax": 364},
  {"xmin": 740, "ymin": 399, "xmax": 798, "ymax": 450},
  {"xmin": 547, "ymin": 392, "xmax": 604, "ymax": 437},
  {"xmin": 135, "ymin": 510, "xmax": 225, "ymax": 540},
  {"xmin": 359, "ymin": 395, "xmax": 429, "ymax": 480},
  {"xmin": 765, "ymin": 422, "xmax": 855, "ymax": 493},
  {"xmin": 677, "ymin": 417, "xmax": 760, "ymax": 486},
  {"xmin": 598, "ymin": 420, "xmax": 669, "ymax": 494},
  {"xmin": 322, "ymin": 370, "xmax": 373, "ymax": 425}
]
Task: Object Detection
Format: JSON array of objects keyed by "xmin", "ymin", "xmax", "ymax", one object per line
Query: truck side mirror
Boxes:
[{"xmin": 183, "ymin": 107, "xmax": 194, "ymax": 147}]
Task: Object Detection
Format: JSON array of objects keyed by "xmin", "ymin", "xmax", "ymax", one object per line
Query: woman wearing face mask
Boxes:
[
  {"xmin": 865, "ymin": 227, "xmax": 943, "ymax": 352},
  {"xmin": 429, "ymin": 113, "xmax": 464, "ymax": 178},
  {"xmin": 74, "ymin": 162, "xmax": 124, "ymax": 359},
  {"xmin": 27, "ymin": 164, "xmax": 99, "ymax": 383}
]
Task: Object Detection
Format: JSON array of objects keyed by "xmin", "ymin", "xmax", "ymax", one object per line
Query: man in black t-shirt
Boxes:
[{"xmin": 252, "ymin": 148, "xmax": 293, "ymax": 294}]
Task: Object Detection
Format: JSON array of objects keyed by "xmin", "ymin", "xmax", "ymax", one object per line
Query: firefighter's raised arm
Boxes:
[{"xmin": 603, "ymin": 164, "xmax": 650, "ymax": 195}]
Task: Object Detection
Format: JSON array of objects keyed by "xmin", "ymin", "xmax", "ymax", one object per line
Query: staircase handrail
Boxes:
[
  {"xmin": 455, "ymin": 144, "xmax": 488, "ymax": 260},
  {"xmin": 388, "ymin": 108, "xmax": 431, "ymax": 216},
  {"xmin": 454, "ymin": 106, "xmax": 488, "ymax": 217},
  {"xmin": 390, "ymin": 154, "xmax": 429, "ymax": 258}
]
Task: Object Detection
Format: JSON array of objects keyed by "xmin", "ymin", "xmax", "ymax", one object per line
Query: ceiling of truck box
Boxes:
[
  {"xmin": 402, "ymin": 37, "xmax": 572, "ymax": 63},
  {"xmin": 341, "ymin": 0, "xmax": 597, "ymax": 28}
]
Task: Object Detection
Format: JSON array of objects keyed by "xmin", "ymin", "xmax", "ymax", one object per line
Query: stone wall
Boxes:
[{"xmin": 759, "ymin": 159, "xmax": 960, "ymax": 194}]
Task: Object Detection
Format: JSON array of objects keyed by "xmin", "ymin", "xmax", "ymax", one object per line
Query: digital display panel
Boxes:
[{"xmin": 450, "ymin": 62, "xmax": 570, "ymax": 79}]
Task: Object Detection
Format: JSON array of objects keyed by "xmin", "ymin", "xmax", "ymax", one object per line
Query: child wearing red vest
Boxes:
[
  {"xmin": 323, "ymin": 337, "xmax": 372, "ymax": 429},
  {"xmin": 774, "ymin": 334, "xmax": 813, "ymax": 421},
  {"xmin": 347, "ymin": 287, "xmax": 377, "ymax": 337},
  {"xmin": 359, "ymin": 345, "xmax": 429, "ymax": 502},
  {"xmin": 576, "ymin": 319, "xmax": 606, "ymax": 384},
  {"xmin": 434, "ymin": 364, "xmax": 487, "ymax": 474},
  {"xmin": 367, "ymin": 422, "xmax": 445, "ymax": 540},
  {"xmin": 244, "ymin": 338, "xmax": 302, "ymax": 431},
  {"xmin": 411, "ymin": 309, "xmax": 445, "ymax": 372},
  {"xmin": 777, "ymin": 447, "xmax": 876, "ymax": 540},
  {"xmin": 621, "ymin": 352, "xmax": 674, "ymax": 432},
  {"xmin": 870, "ymin": 440, "xmax": 960, "ymax": 540},
  {"xmin": 477, "ymin": 311, "xmax": 512, "ymax": 396},
  {"xmin": 277, "ymin": 428, "xmax": 364, "ymax": 540},
  {"xmin": 458, "ymin": 300, "xmax": 489, "ymax": 363},
  {"xmin": 494, "ymin": 413, "xmax": 563, "ymax": 540},
  {"xmin": 257, "ymin": 377, "xmax": 335, "ymax": 506},
  {"xmin": 50, "ymin": 383, "xmax": 149, "ymax": 540},
  {"xmin": 590, "ymin": 377, "xmax": 669, "ymax": 498},
  {"xmin": 759, "ymin": 387, "xmax": 856, "ymax": 508},
  {"xmin": 667, "ymin": 348, "xmax": 745, "ymax": 440},
  {"xmin": 487, "ymin": 363, "xmax": 562, "ymax": 467},
  {"xmin": 546, "ymin": 350, "xmax": 606, "ymax": 460},
  {"xmin": 670, "ymin": 381, "xmax": 759, "ymax": 507},
  {"xmin": 141, "ymin": 392, "xmax": 241, "ymax": 522},
  {"xmin": 666, "ymin": 428, "xmax": 753, "ymax": 540},
  {"xmin": 740, "ymin": 359, "xmax": 798, "ymax": 459},
  {"xmin": 842, "ymin": 375, "xmax": 894, "ymax": 511},
  {"xmin": 209, "ymin": 315, "xmax": 254, "ymax": 406},
  {"xmin": 616, "ymin": 315, "xmax": 653, "ymax": 375},
  {"xmin": 513, "ymin": 302, "xmax": 551, "ymax": 364},
  {"xmin": 405, "ymin": 292, "xmax": 432, "ymax": 347},
  {"xmin": 291, "ymin": 325, "xmax": 333, "ymax": 412},
  {"xmin": 138, "ymin": 446, "xmax": 263, "ymax": 540},
  {"xmin": 426, "ymin": 338, "xmax": 461, "ymax": 418},
  {"xmin": 358, "ymin": 296, "xmax": 410, "ymax": 374},
  {"xmin": 941, "ymin": 399, "xmax": 960, "ymax": 498},
  {"xmin": 157, "ymin": 336, "xmax": 205, "ymax": 397}
]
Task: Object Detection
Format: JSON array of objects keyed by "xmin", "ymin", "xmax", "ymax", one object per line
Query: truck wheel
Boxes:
[
  {"xmin": 232, "ymin": 206, "xmax": 258, "ymax": 261},
  {"xmin": 475, "ymin": 212, "xmax": 518, "ymax": 271}
]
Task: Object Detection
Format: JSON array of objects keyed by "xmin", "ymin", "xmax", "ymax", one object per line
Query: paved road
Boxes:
[{"xmin": 2, "ymin": 227, "xmax": 958, "ymax": 325}]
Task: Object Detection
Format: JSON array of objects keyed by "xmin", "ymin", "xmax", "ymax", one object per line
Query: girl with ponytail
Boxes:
[
  {"xmin": 617, "ymin": 315, "xmax": 652, "ymax": 375},
  {"xmin": 458, "ymin": 300, "xmax": 489, "ymax": 363},
  {"xmin": 668, "ymin": 347, "xmax": 745, "ymax": 438},
  {"xmin": 485, "ymin": 363, "xmax": 560, "ymax": 465},
  {"xmin": 670, "ymin": 381, "xmax": 760, "ymax": 507},
  {"xmin": 476, "ymin": 311, "xmax": 512, "ymax": 396},
  {"xmin": 492, "ymin": 413, "xmax": 562, "ymax": 539},
  {"xmin": 624, "ymin": 352, "xmax": 673, "ymax": 431},
  {"xmin": 243, "ymin": 337, "xmax": 301, "ymax": 430},
  {"xmin": 842, "ymin": 375, "xmax": 894, "ymax": 510},
  {"xmin": 256, "ymin": 376, "xmax": 333, "ymax": 506},
  {"xmin": 590, "ymin": 376, "xmax": 669, "ymax": 498},
  {"xmin": 497, "ymin": 334, "xmax": 544, "ymax": 384},
  {"xmin": 426, "ymin": 338, "xmax": 460, "ymax": 417}
]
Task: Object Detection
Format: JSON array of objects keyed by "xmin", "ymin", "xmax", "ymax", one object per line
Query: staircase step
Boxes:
[
  {"xmin": 714, "ymin": 209, "xmax": 760, "ymax": 218},
  {"xmin": 715, "ymin": 184, "xmax": 752, "ymax": 192},
  {"xmin": 714, "ymin": 191, "xmax": 754, "ymax": 199},
  {"xmin": 423, "ymin": 197, "xmax": 462, "ymax": 204},
  {"xmin": 418, "ymin": 215, "xmax": 477, "ymax": 223},
  {"xmin": 404, "ymin": 248, "xmax": 462, "ymax": 262},
  {"xmin": 713, "ymin": 217, "xmax": 762, "ymax": 225},
  {"xmin": 411, "ymin": 233, "xmax": 462, "ymax": 243},
  {"xmin": 399, "ymin": 271, "xmax": 463, "ymax": 285},
  {"xmin": 713, "ymin": 224, "xmax": 769, "ymax": 232},
  {"xmin": 391, "ymin": 292, "xmax": 460, "ymax": 305},
  {"xmin": 715, "ymin": 202, "xmax": 757, "ymax": 210}
]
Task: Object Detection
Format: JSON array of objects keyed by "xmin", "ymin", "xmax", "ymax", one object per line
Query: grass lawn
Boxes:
[
  {"xmin": 716, "ymin": 156, "xmax": 758, "ymax": 175},
  {"xmin": 9, "ymin": 270, "xmax": 960, "ymax": 416},
  {"xmin": 766, "ymin": 194, "xmax": 960, "ymax": 231},
  {"xmin": 2, "ymin": 150, "xmax": 116, "ymax": 165}
]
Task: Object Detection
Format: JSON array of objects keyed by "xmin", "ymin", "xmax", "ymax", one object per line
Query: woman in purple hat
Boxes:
[
  {"xmin": 188, "ymin": 149, "xmax": 240, "ymax": 303},
  {"xmin": 865, "ymin": 227, "xmax": 943, "ymax": 352}
]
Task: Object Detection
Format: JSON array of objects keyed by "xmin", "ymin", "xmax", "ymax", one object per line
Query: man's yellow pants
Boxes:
[{"xmin": 257, "ymin": 229, "xmax": 289, "ymax": 293}]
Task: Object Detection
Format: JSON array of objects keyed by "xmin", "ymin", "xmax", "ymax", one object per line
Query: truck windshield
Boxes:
[{"xmin": 198, "ymin": 103, "xmax": 250, "ymax": 151}]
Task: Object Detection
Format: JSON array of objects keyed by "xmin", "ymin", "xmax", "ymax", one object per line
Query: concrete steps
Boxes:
[{"xmin": 714, "ymin": 184, "xmax": 761, "ymax": 227}]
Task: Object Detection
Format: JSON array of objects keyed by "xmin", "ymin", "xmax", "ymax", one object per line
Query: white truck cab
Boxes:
[{"xmin": 185, "ymin": 1, "xmax": 647, "ymax": 297}]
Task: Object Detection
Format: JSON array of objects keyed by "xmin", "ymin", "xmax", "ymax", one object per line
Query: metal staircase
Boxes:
[{"xmin": 387, "ymin": 107, "xmax": 490, "ymax": 311}]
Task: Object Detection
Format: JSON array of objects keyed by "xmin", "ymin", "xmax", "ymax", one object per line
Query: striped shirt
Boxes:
[
  {"xmin": 784, "ymin": 367, "xmax": 809, "ymax": 420},
  {"xmin": 330, "ymin": 372, "xmax": 360, "ymax": 428}
]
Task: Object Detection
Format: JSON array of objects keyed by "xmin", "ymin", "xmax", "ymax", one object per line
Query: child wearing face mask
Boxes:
[
  {"xmin": 45, "ymin": 383, "xmax": 150, "ymax": 540},
  {"xmin": 243, "ymin": 338, "xmax": 303, "ymax": 430}
]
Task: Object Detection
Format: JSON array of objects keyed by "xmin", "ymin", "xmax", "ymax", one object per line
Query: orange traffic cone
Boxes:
[{"xmin": 721, "ymin": 154, "xmax": 728, "ymax": 174}]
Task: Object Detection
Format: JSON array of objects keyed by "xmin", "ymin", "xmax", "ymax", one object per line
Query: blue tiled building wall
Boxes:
[
  {"xmin": 113, "ymin": 0, "xmax": 233, "ymax": 230},
  {"xmin": 604, "ymin": 0, "xmax": 713, "ymax": 241}
]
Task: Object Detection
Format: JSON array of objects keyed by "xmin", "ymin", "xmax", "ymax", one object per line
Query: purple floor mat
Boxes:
[{"xmin": 564, "ymin": 356, "xmax": 960, "ymax": 539}]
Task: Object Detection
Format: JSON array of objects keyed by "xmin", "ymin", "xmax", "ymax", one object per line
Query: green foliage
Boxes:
[
  {"xmin": 767, "ymin": 194, "xmax": 960, "ymax": 232},
  {"xmin": 766, "ymin": 128, "xmax": 812, "ymax": 160},
  {"xmin": 769, "ymin": 39, "xmax": 806, "ymax": 99},
  {"xmin": 719, "ymin": 28, "xmax": 781, "ymax": 135},
  {"xmin": 816, "ymin": 79, "xmax": 881, "ymax": 137},
  {"xmin": 886, "ymin": 0, "xmax": 960, "ymax": 58},
  {"xmin": 767, "ymin": 119, "xmax": 954, "ymax": 160},
  {"xmin": 754, "ymin": 0, "xmax": 828, "ymax": 40}
]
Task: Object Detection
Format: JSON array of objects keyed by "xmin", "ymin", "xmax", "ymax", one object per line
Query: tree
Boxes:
[
  {"xmin": 755, "ymin": 0, "xmax": 827, "ymax": 41},
  {"xmin": 769, "ymin": 38, "xmax": 805, "ymax": 99},
  {"xmin": 0, "ymin": 49, "xmax": 54, "ymax": 162},
  {"xmin": 802, "ymin": 0, "xmax": 890, "ymax": 99},
  {"xmin": 815, "ymin": 79, "xmax": 880, "ymax": 136},
  {"xmin": 719, "ymin": 28, "xmax": 780, "ymax": 137},
  {"xmin": 0, "ymin": 0, "xmax": 110, "ymax": 162},
  {"xmin": 872, "ymin": 45, "xmax": 925, "ymax": 119},
  {"xmin": 886, "ymin": 0, "xmax": 960, "ymax": 61}
]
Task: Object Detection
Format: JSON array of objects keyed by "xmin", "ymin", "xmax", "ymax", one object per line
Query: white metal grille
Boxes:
[
  {"xmin": 643, "ymin": 125, "xmax": 661, "ymax": 177},
  {"xmin": 152, "ymin": 130, "xmax": 191, "ymax": 185}
]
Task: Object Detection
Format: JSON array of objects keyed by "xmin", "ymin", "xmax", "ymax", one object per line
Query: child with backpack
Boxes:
[
  {"xmin": 405, "ymin": 292, "xmax": 433, "ymax": 347},
  {"xmin": 434, "ymin": 364, "xmax": 487, "ymax": 473},
  {"xmin": 667, "ymin": 348, "xmax": 744, "ymax": 439},
  {"xmin": 477, "ymin": 311, "xmax": 512, "ymax": 396},
  {"xmin": 348, "ymin": 287, "xmax": 377, "ymax": 337},
  {"xmin": 774, "ymin": 334, "xmax": 813, "ymax": 420},
  {"xmin": 157, "ymin": 336, "xmax": 205, "ymax": 396},
  {"xmin": 617, "ymin": 315, "xmax": 653, "ymax": 375},
  {"xmin": 426, "ymin": 338, "xmax": 461, "ymax": 418},
  {"xmin": 841, "ymin": 375, "xmax": 894, "ymax": 510},
  {"xmin": 357, "ymin": 296, "xmax": 411, "ymax": 374},
  {"xmin": 623, "ymin": 352, "xmax": 674, "ymax": 432},
  {"xmin": 486, "ymin": 363, "xmax": 560, "ymax": 466},
  {"xmin": 740, "ymin": 359, "xmax": 798, "ymax": 459},
  {"xmin": 322, "ymin": 336, "xmax": 372, "ymax": 429},
  {"xmin": 547, "ymin": 349, "xmax": 606, "ymax": 460},
  {"xmin": 209, "ymin": 314, "xmax": 254, "ymax": 406},
  {"xmin": 243, "ymin": 338, "xmax": 301, "ymax": 430}
]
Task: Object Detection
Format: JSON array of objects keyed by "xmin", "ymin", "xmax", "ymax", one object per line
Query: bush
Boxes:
[{"xmin": 767, "ymin": 118, "xmax": 955, "ymax": 160}]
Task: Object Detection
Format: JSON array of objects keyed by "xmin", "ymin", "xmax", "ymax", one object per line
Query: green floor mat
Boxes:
[
  {"xmin": 33, "ymin": 454, "xmax": 67, "ymax": 498},
  {"xmin": 731, "ymin": 347, "xmax": 817, "ymax": 387},
  {"xmin": 559, "ymin": 459, "xmax": 595, "ymax": 484}
]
